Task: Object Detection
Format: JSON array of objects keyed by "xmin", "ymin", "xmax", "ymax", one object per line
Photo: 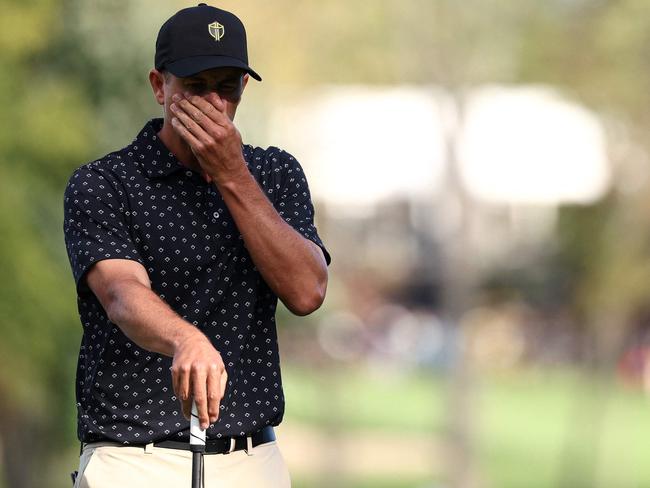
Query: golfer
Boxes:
[{"xmin": 63, "ymin": 4, "xmax": 331, "ymax": 487}]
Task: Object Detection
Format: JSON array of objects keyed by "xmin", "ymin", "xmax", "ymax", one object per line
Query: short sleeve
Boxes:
[
  {"xmin": 274, "ymin": 151, "xmax": 331, "ymax": 265},
  {"xmin": 63, "ymin": 165, "xmax": 145, "ymax": 295}
]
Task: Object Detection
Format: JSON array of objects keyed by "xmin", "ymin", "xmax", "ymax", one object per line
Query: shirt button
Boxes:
[
  {"xmin": 185, "ymin": 170, "xmax": 193, "ymax": 177},
  {"xmin": 213, "ymin": 211, "xmax": 220, "ymax": 219}
]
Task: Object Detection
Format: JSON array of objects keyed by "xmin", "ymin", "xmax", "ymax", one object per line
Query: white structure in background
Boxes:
[
  {"xmin": 269, "ymin": 84, "xmax": 610, "ymax": 209},
  {"xmin": 268, "ymin": 85, "xmax": 611, "ymax": 365},
  {"xmin": 267, "ymin": 84, "xmax": 611, "ymax": 269},
  {"xmin": 268, "ymin": 86, "xmax": 449, "ymax": 217},
  {"xmin": 459, "ymin": 85, "xmax": 609, "ymax": 205}
]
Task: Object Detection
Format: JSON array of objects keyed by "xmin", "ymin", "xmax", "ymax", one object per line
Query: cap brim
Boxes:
[{"xmin": 165, "ymin": 55, "xmax": 262, "ymax": 81}]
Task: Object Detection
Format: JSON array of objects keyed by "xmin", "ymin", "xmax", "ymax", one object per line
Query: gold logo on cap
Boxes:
[{"xmin": 208, "ymin": 21, "xmax": 225, "ymax": 41}]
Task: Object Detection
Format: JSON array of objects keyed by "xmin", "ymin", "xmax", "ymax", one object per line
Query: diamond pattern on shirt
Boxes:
[{"xmin": 63, "ymin": 118, "xmax": 330, "ymax": 444}]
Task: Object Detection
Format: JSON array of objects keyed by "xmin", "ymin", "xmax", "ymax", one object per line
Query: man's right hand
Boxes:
[
  {"xmin": 86, "ymin": 258, "xmax": 228, "ymax": 431},
  {"xmin": 171, "ymin": 329, "xmax": 228, "ymax": 430}
]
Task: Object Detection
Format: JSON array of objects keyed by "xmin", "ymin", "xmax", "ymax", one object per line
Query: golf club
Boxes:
[{"xmin": 190, "ymin": 401, "xmax": 206, "ymax": 488}]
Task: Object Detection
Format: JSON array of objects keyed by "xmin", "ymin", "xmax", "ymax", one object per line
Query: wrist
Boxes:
[
  {"xmin": 213, "ymin": 159, "xmax": 251, "ymax": 189},
  {"xmin": 216, "ymin": 171, "xmax": 254, "ymax": 199},
  {"xmin": 171, "ymin": 323, "xmax": 203, "ymax": 354}
]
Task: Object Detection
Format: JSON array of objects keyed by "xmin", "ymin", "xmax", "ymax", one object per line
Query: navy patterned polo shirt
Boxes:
[{"xmin": 63, "ymin": 117, "xmax": 331, "ymax": 444}]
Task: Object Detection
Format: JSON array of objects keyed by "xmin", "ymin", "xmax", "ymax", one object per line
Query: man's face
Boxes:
[{"xmin": 158, "ymin": 67, "xmax": 249, "ymax": 123}]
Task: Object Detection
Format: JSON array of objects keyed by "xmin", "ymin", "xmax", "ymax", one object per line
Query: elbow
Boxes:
[
  {"xmin": 286, "ymin": 276, "xmax": 328, "ymax": 316},
  {"xmin": 103, "ymin": 283, "xmax": 124, "ymax": 324},
  {"xmin": 287, "ymin": 293, "xmax": 324, "ymax": 316},
  {"xmin": 102, "ymin": 279, "xmax": 140, "ymax": 325}
]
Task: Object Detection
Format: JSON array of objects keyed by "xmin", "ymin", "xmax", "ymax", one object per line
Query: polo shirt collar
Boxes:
[{"xmin": 133, "ymin": 118, "xmax": 186, "ymax": 179}]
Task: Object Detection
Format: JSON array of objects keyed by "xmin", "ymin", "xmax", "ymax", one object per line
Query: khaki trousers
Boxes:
[{"xmin": 74, "ymin": 438, "xmax": 291, "ymax": 488}]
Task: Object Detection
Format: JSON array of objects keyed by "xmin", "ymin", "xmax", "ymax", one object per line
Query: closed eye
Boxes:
[
  {"xmin": 184, "ymin": 82, "xmax": 206, "ymax": 93},
  {"xmin": 218, "ymin": 83, "xmax": 239, "ymax": 92},
  {"xmin": 183, "ymin": 74, "xmax": 244, "ymax": 99}
]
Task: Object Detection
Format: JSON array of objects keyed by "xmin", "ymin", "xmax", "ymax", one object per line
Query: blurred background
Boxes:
[{"xmin": 3, "ymin": 0, "xmax": 650, "ymax": 487}]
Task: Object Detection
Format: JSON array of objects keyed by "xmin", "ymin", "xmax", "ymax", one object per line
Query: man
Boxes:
[{"xmin": 63, "ymin": 4, "xmax": 330, "ymax": 487}]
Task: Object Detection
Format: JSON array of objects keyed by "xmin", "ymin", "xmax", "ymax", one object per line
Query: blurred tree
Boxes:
[
  {"xmin": 0, "ymin": 0, "xmax": 98, "ymax": 486},
  {"xmin": 517, "ymin": 0, "xmax": 650, "ymax": 354},
  {"xmin": 4, "ymin": 0, "xmax": 650, "ymax": 486},
  {"xmin": 514, "ymin": 2, "xmax": 650, "ymax": 486}
]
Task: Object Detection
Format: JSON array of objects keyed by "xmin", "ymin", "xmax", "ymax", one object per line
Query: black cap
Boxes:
[{"xmin": 155, "ymin": 3, "xmax": 261, "ymax": 81}]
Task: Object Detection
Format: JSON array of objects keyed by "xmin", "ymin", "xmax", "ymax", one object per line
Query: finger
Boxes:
[
  {"xmin": 170, "ymin": 105, "xmax": 211, "ymax": 144},
  {"xmin": 181, "ymin": 397, "xmax": 192, "ymax": 420},
  {"xmin": 177, "ymin": 363, "xmax": 190, "ymax": 403},
  {"xmin": 191, "ymin": 366, "xmax": 210, "ymax": 430},
  {"xmin": 183, "ymin": 93, "xmax": 230, "ymax": 129},
  {"xmin": 220, "ymin": 369, "xmax": 228, "ymax": 398},
  {"xmin": 178, "ymin": 98, "xmax": 210, "ymax": 126},
  {"xmin": 206, "ymin": 364, "xmax": 222, "ymax": 424},
  {"xmin": 171, "ymin": 116, "xmax": 205, "ymax": 150},
  {"xmin": 171, "ymin": 366, "xmax": 180, "ymax": 400},
  {"xmin": 174, "ymin": 102, "xmax": 230, "ymax": 147},
  {"xmin": 178, "ymin": 367, "xmax": 191, "ymax": 420},
  {"xmin": 185, "ymin": 91, "xmax": 225, "ymax": 114},
  {"xmin": 176, "ymin": 99, "xmax": 229, "ymax": 143}
]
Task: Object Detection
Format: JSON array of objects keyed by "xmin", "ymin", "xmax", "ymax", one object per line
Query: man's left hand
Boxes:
[{"xmin": 170, "ymin": 92, "xmax": 247, "ymax": 186}]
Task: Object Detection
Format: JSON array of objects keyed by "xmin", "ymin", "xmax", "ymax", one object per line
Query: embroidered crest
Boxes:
[{"xmin": 208, "ymin": 21, "xmax": 224, "ymax": 41}]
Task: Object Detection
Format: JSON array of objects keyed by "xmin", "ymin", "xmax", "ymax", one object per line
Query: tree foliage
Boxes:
[{"xmin": 3, "ymin": 1, "xmax": 650, "ymax": 486}]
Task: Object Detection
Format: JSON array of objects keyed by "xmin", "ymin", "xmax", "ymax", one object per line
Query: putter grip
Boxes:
[{"xmin": 190, "ymin": 401, "xmax": 206, "ymax": 452}]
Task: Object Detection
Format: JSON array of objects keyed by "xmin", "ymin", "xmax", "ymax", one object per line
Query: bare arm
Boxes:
[
  {"xmin": 218, "ymin": 169, "xmax": 328, "ymax": 316},
  {"xmin": 86, "ymin": 258, "xmax": 226, "ymax": 430},
  {"xmin": 170, "ymin": 92, "xmax": 328, "ymax": 315}
]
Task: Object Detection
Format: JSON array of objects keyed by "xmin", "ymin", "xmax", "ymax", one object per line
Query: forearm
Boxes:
[
  {"xmin": 168, "ymin": 91, "xmax": 328, "ymax": 313},
  {"xmin": 105, "ymin": 279, "xmax": 201, "ymax": 356},
  {"xmin": 98, "ymin": 274, "xmax": 226, "ymax": 428},
  {"xmin": 217, "ymin": 169, "xmax": 328, "ymax": 315}
]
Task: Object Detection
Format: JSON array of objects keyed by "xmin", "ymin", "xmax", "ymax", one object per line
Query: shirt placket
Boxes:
[{"xmin": 182, "ymin": 170, "xmax": 225, "ymax": 227}]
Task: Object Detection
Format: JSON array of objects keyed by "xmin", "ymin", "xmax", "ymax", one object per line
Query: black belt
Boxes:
[
  {"xmin": 154, "ymin": 426, "xmax": 275, "ymax": 455},
  {"xmin": 82, "ymin": 426, "xmax": 276, "ymax": 456}
]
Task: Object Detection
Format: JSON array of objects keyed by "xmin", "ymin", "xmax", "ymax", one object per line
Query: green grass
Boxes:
[
  {"xmin": 282, "ymin": 364, "xmax": 446, "ymax": 434},
  {"xmin": 477, "ymin": 370, "xmax": 650, "ymax": 488},
  {"xmin": 45, "ymin": 365, "xmax": 650, "ymax": 488},
  {"xmin": 282, "ymin": 364, "xmax": 650, "ymax": 488},
  {"xmin": 292, "ymin": 475, "xmax": 441, "ymax": 488}
]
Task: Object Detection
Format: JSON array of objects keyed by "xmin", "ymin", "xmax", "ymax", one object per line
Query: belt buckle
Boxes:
[
  {"xmin": 224, "ymin": 434, "xmax": 253, "ymax": 455},
  {"xmin": 245, "ymin": 434, "xmax": 254, "ymax": 456},
  {"xmin": 227, "ymin": 437, "xmax": 236, "ymax": 454}
]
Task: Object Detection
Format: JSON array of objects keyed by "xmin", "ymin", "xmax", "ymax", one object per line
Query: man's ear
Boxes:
[
  {"xmin": 149, "ymin": 69, "xmax": 165, "ymax": 105},
  {"xmin": 242, "ymin": 73, "xmax": 250, "ymax": 93}
]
